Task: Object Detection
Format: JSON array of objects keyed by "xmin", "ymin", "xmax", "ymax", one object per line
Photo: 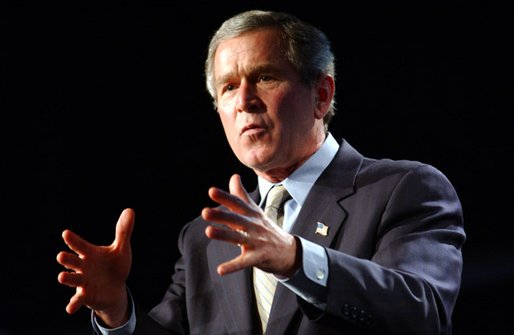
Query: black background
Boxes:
[{"xmin": 1, "ymin": 1, "xmax": 513, "ymax": 334}]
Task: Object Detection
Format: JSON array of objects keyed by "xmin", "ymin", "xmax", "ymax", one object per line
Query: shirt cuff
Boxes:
[
  {"xmin": 277, "ymin": 236, "xmax": 328, "ymax": 308},
  {"xmin": 91, "ymin": 289, "xmax": 136, "ymax": 335},
  {"xmin": 299, "ymin": 237, "xmax": 329, "ymax": 286}
]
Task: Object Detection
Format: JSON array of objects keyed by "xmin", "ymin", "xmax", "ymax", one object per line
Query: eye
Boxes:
[
  {"xmin": 221, "ymin": 83, "xmax": 237, "ymax": 94},
  {"xmin": 258, "ymin": 75, "xmax": 272, "ymax": 82}
]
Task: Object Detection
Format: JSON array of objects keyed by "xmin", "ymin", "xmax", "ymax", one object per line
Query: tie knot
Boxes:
[
  {"xmin": 264, "ymin": 185, "xmax": 291, "ymax": 228},
  {"xmin": 265, "ymin": 185, "xmax": 290, "ymax": 210}
]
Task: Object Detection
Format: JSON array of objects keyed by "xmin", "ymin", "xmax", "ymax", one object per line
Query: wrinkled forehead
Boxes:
[
  {"xmin": 214, "ymin": 32, "xmax": 295, "ymax": 90},
  {"xmin": 214, "ymin": 29, "xmax": 287, "ymax": 71},
  {"xmin": 216, "ymin": 28, "xmax": 284, "ymax": 58}
]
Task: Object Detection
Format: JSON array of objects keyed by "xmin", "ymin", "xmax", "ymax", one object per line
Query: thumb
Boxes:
[
  {"xmin": 229, "ymin": 174, "xmax": 251, "ymax": 203},
  {"xmin": 113, "ymin": 208, "xmax": 135, "ymax": 251}
]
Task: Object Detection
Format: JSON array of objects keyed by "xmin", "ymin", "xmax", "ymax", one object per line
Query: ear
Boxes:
[{"xmin": 313, "ymin": 75, "xmax": 335, "ymax": 120}]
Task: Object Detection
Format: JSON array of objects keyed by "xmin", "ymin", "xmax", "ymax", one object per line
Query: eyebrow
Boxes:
[{"xmin": 215, "ymin": 63, "xmax": 289, "ymax": 88}]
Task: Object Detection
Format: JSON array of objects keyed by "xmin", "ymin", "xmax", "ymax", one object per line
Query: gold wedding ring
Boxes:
[{"xmin": 237, "ymin": 230, "xmax": 249, "ymax": 246}]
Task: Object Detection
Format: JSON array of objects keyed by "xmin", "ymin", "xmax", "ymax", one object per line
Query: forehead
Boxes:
[{"xmin": 213, "ymin": 28, "xmax": 290, "ymax": 76}]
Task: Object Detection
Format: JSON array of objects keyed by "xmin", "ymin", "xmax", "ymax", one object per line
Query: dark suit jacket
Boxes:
[{"xmin": 131, "ymin": 139, "xmax": 465, "ymax": 335}]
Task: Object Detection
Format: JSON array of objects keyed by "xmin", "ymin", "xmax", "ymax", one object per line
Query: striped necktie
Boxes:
[{"xmin": 253, "ymin": 185, "xmax": 291, "ymax": 333}]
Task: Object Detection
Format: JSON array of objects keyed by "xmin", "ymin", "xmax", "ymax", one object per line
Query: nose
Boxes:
[{"xmin": 236, "ymin": 80, "xmax": 260, "ymax": 113}]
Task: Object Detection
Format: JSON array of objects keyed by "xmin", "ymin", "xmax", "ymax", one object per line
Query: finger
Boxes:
[
  {"xmin": 66, "ymin": 290, "xmax": 86, "ymax": 314},
  {"xmin": 56, "ymin": 251, "xmax": 83, "ymax": 272},
  {"xmin": 113, "ymin": 208, "xmax": 135, "ymax": 251},
  {"xmin": 217, "ymin": 254, "xmax": 253, "ymax": 276},
  {"xmin": 201, "ymin": 207, "xmax": 249, "ymax": 231},
  {"xmin": 205, "ymin": 225, "xmax": 249, "ymax": 245},
  {"xmin": 62, "ymin": 229, "xmax": 96, "ymax": 256},
  {"xmin": 229, "ymin": 174, "xmax": 252, "ymax": 203},
  {"xmin": 58, "ymin": 271, "xmax": 84, "ymax": 288},
  {"xmin": 207, "ymin": 187, "xmax": 252, "ymax": 215}
]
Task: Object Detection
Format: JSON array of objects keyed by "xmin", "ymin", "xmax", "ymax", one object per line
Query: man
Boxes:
[{"xmin": 57, "ymin": 10, "xmax": 466, "ymax": 334}]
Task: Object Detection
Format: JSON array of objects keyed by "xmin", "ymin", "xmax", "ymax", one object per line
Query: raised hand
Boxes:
[
  {"xmin": 202, "ymin": 174, "xmax": 300, "ymax": 278},
  {"xmin": 56, "ymin": 208, "xmax": 134, "ymax": 327}
]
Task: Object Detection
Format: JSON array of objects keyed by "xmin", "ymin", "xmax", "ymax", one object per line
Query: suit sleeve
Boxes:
[{"xmin": 300, "ymin": 164, "xmax": 466, "ymax": 334}]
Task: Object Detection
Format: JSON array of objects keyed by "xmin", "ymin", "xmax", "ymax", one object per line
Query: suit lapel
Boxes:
[
  {"xmin": 265, "ymin": 189, "xmax": 348, "ymax": 335},
  {"xmin": 297, "ymin": 138, "xmax": 363, "ymax": 248},
  {"xmin": 265, "ymin": 139, "xmax": 363, "ymax": 335}
]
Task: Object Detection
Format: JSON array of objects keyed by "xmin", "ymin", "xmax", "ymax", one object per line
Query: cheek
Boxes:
[
  {"xmin": 218, "ymin": 112, "xmax": 238, "ymax": 141},
  {"xmin": 277, "ymin": 83, "xmax": 313, "ymax": 111},
  {"xmin": 276, "ymin": 93, "xmax": 313, "ymax": 128}
]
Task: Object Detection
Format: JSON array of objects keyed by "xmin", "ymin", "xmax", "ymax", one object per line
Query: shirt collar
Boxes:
[{"xmin": 257, "ymin": 132, "xmax": 339, "ymax": 207}]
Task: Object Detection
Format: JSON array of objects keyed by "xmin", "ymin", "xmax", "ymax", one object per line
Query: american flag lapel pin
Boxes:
[{"xmin": 315, "ymin": 222, "xmax": 329, "ymax": 236}]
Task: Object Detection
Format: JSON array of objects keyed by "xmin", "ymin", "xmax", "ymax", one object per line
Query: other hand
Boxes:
[
  {"xmin": 56, "ymin": 208, "xmax": 134, "ymax": 327},
  {"xmin": 202, "ymin": 174, "xmax": 300, "ymax": 277}
]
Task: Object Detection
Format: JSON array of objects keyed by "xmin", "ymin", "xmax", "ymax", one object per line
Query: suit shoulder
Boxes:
[
  {"xmin": 362, "ymin": 156, "xmax": 444, "ymax": 176},
  {"xmin": 178, "ymin": 215, "xmax": 210, "ymax": 246},
  {"xmin": 359, "ymin": 156, "xmax": 456, "ymax": 191}
]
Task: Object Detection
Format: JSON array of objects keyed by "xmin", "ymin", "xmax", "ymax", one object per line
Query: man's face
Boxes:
[{"xmin": 213, "ymin": 28, "xmax": 324, "ymax": 181}]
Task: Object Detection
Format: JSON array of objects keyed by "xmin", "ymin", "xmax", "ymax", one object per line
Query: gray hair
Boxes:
[{"xmin": 204, "ymin": 10, "xmax": 336, "ymax": 129}]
